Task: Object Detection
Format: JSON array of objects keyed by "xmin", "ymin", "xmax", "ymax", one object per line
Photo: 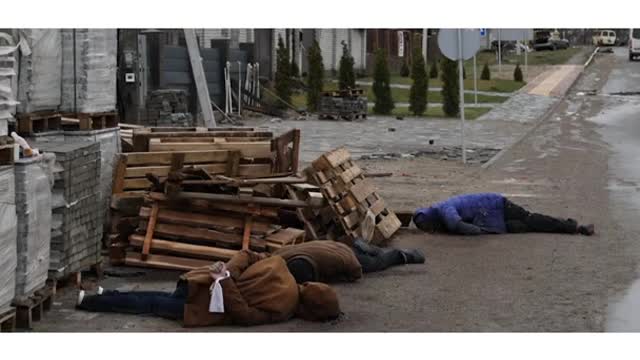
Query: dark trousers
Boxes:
[
  {"xmin": 352, "ymin": 243, "xmax": 405, "ymax": 273},
  {"xmin": 77, "ymin": 281, "xmax": 187, "ymax": 320},
  {"xmin": 503, "ymin": 199, "xmax": 578, "ymax": 234}
]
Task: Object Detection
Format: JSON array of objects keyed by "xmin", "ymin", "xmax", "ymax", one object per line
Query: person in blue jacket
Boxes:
[{"xmin": 413, "ymin": 192, "xmax": 594, "ymax": 236}]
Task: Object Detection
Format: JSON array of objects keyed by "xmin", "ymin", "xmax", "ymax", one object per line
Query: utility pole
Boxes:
[{"xmin": 422, "ymin": 28, "xmax": 428, "ymax": 67}]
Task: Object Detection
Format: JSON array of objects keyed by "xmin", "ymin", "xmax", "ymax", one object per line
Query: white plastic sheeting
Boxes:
[
  {"xmin": 14, "ymin": 155, "xmax": 52, "ymax": 297},
  {"xmin": 0, "ymin": 166, "xmax": 17, "ymax": 310},
  {"xmin": 0, "ymin": 30, "xmax": 20, "ymax": 131},
  {"xmin": 17, "ymin": 29, "xmax": 62, "ymax": 113},
  {"xmin": 61, "ymin": 29, "xmax": 117, "ymax": 113}
]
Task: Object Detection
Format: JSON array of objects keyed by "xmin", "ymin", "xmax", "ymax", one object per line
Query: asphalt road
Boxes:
[{"xmin": 33, "ymin": 47, "xmax": 640, "ymax": 332}]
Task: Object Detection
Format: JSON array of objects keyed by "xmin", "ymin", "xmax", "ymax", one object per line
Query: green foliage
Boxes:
[
  {"xmin": 400, "ymin": 62, "xmax": 410, "ymax": 77},
  {"xmin": 409, "ymin": 43, "xmax": 428, "ymax": 116},
  {"xmin": 429, "ymin": 61, "xmax": 438, "ymax": 79},
  {"xmin": 306, "ymin": 40, "xmax": 324, "ymax": 112},
  {"xmin": 514, "ymin": 63, "xmax": 524, "ymax": 82},
  {"xmin": 440, "ymin": 58, "xmax": 459, "ymax": 117},
  {"xmin": 338, "ymin": 42, "xmax": 356, "ymax": 90},
  {"xmin": 291, "ymin": 60, "xmax": 300, "ymax": 78},
  {"xmin": 481, "ymin": 62, "xmax": 491, "ymax": 80},
  {"xmin": 372, "ymin": 49, "xmax": 394, "ymax": 115},
  {"xmin": 275, "ymin": 36, "xmax": 291, "ymax": 107}
]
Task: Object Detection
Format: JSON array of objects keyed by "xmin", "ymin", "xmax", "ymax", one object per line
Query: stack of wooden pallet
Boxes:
[
  {"xmin": 318, "ymin": 89, "xmax": 367, "ymax": 121},
  {"xmin": 123, "ymin": 189, "xmax": 306, "ymax": 271},
  {"xmin": 108, "ymin": 127, "xmax": 302, "ymax": 267},
  {"xmin": 305, "ymin": 147, "xmax": 401, "ymax": 246}
]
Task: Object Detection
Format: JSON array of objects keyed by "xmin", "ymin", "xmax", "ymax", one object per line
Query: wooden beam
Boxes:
[
  {"xmin": 148, "ymin": 141, "xmax": 273, "ymax": 159},
  {"xmin": 141, "ymin": 203, "xmax": 159, "ymax": 260},
  {"xmin": 123, "ymin": 150, "xmax": 230, "ymax": 166},
  {"xmin": 184, "ymin": 28, "xmax": 216, "ymax": 128},
  {"xmin": 225, "ymin": 151, "xmax": 241, "ymax": 177},
  {"xmin": 125, "ymin": 252, "xmax": 212, "ymax": 271},
  {"xmin": 130, "ymin": 235, "xmax": 238, "ymax": 260},
  {"xmin": 175, "ymin": 191, "xmax": 310, "ymax": 208},
  {"xmin": 151, "ymin": 222, "xmax": 267, "ymax": 250},
  {"xmin": 111, "ymin": 155, "xmax": 128, "ymax": 194},
  {"xmin": 139, "ymin": 207, "xmax": 275, "ymax": 234},
  {"xmin": 147, "ymin": 192, "xmax": 279, "ymax": 218},
  {"xmin": 242, "ymin": 215, "xmax": 253, "ymax": 250}
]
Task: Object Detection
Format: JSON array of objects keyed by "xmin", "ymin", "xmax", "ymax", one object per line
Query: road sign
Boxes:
[
  {"xmin": 480, "ymin": 28, "xmax": 486, "ymax": 36},
  {"xmin": 437, "ymin": 29, "xmax": 481, "ymax": 61}
]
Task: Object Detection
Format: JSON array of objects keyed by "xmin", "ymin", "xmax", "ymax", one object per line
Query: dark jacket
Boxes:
[
  {"xmin": 273, "ymin": 240, "xmax": 363, "ymax": 283},
  {"xmin": 414, "ymin": 193, "xmax": 507, "ymax": 234}
]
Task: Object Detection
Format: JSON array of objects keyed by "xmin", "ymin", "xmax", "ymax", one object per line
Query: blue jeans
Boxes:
[{"xmin": 77, "ymin": 281, "xmax": 187, "ymax": 320}]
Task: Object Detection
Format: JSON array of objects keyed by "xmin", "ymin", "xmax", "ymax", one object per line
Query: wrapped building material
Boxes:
[
  {"xmin": 14, "ymin": 155, "xmax": 52, "ymax": 296},
  {"xmin": 0, "ymin": 165, "xmax": 17, "ymax": 310},
  {"xmin": 17, "ymin": 29, "xmax": 62, "ymax": 113},
  {"xmin": 61, "ymin": 29, "xmax": 117, "ymax": 113},
  {"xmin": 27, "ymin": 140, "xmax": 102, "ymax": 278},
  {"xmin": 0, "ymin": 30, "xmax": 20, "ymax": 134}
]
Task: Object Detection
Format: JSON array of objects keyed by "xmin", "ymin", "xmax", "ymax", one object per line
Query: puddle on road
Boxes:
[{"xmin": 607, "ymin": 279, "xmax": 640, "ymax": 331}]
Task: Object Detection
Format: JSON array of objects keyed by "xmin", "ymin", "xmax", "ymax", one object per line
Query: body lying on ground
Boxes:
[
  {"xmin": 413, "ymin": 192, "xmax": 595, "ymax": 236},
  {"xmin": 76, "ymin": 250, "xmax": 340, "ymax": 327}
]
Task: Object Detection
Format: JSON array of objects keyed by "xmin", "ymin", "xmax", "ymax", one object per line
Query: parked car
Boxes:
[
  {"xmin": 592, "ymin": 30, "xmax": 617, "ymax": 46},
  {"xmin": 630, "ymin": 28, "xmax": 640, "ymax": 61},
  {"xmin": 533, "ymin": 30, "xmax": 569, "ymax": 51}
]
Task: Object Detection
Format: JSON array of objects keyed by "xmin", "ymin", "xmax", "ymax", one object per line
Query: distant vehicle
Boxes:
[
  {"xmin": 491, "ymin": 40, "xmax": 517, "ymax": 52},
  {"xmin": 630, "ymin": 28, "xmax": 640, "ymax": 61},
  {"xmin": 592, "ymin": 30, "xmax": 617, "ymax": 46},
  {"xmin": 533, "ymin": 30, "xmax": 570, "ymax": 51}
]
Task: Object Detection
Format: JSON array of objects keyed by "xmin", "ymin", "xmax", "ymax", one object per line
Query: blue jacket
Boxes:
[{"xmin": 414, "ymin": 193, "xmax": 507, "ymax": 234}]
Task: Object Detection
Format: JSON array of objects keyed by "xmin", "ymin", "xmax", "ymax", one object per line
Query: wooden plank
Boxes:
[
  {"xmin": 125, "ymin": 252, "xmax": 212, "ymax": 271},
  {"xmin": 144, "ymin": 131, "xmax": 273, "ymax": 138},
  {"xmin": 130, "ymin": 235, "xmax": 237, "ymax": 260},
  {"xmin": 147, "ymin": 192, "xmax": 279, "ymax": 218},
  {"xmin": 141, "ymin": 203, "xmax": 159, "ymax": 260},
  {"xmin": 242, "ymin": 215, "xmax": 253, "ymax": 250},
  {"xmin": 148, "ymin": 141, "xmax": 273, "ymax": 159},
  {"xmin": 111, "ymin": 155, "xmax": 128, "ymax": 194},
  {"xmin": 184, "ymin": 28, "xmax": 216, "ymax": 128},
  {"xmin": 342, "ymin": 211, "xmax": 361, "ymax": 230},
  {"xmin": 225, "ymin": 151, "xmax": 241, "ymax": 176},
  {"xmin": 312, "ymin": 147, "xmax": 351, "ymax": 171},
  {"xmin": 373, "ymin": 213, "xmax": 402, "ymax": 241},
  {"xmin": 368, "ymin": 198, "xmax": 386, "ymax": 217},
  {"xmin": 337, "ymin": 164, "xmax": 363, "ymax": 186},
  {"xmin": 139, "ymin": 207, "xmax": 275, "ymax": 234},
  {"xmin": 349, "ymin": 179, "xmax": 376, "ymax": 203},
  {"xmin": 338, "ymin": 195, "xmax": 358, "ymax": 213},
  {"xmin": 170, "ymin": 152, "xmax": 185, "ymax": 172},
  {"xmin": 291, "ymin": 129, "xmax": 300, "ymax": 173},
  {"xmin": 152, "ymin": 222, "xmax": 266, "ymax": 250},
  {"xmin": 159, "ymin": 137, "xmax": 272, "ymax": 143},
  {"xmin": 124, "ymin": 150, "xmax": 230, "ymax": 166},
  {"xmin": 172, "ymin": 191, "xmax": 310, "ymax": 208},
  {"xmin": 285, "ymin": 185, "xmax": 319, "ymax": 241},
  {"xmin": 265, "ymin": 228, "xmax": 305, "ymax": 245}
]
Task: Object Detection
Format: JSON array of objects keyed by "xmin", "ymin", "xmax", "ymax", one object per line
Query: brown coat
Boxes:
[
  {"xmin": 180, "ymin": 250, "xmax": 299, "ymax": 327},
  {"xmin": 273, "ymin": 240, "xmax": 363, "ymax": 283}
]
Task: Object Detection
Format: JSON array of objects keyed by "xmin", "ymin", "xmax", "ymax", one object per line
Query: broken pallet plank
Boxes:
[
  {"xmin": 148, "ymin": 141, "xmax": 273, "ymax": 158},
  {"xmin": 152, "ymin": 222, "xmax": 267, "ymax": 250},
  {"xmin": 125, "ymin": 252, "xmax": 211, "ymax": 271},
  {"xmin": 312, "ymin": 147, "xmax": 351, "ymax": 171},
  {"xmin": 123, "ymin": 150, "xmax": 231, "ymax": 166},
  {"xmin": 130, "ymin": 235, "xmax": 238, "ymax": 260},
  {"xmin": 139, "ymin": 207, "xmax": 275, "ymax": 234}
]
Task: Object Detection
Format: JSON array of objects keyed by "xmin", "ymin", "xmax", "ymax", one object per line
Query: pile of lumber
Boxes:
[{"xmin": 108, "ymin": 127, "xmax": 302, "ymax": 269}]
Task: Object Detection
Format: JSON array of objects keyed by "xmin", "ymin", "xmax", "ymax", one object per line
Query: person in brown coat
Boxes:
[
  {"xmin": 76, "ymin": 250, "xmax": 340, "ymax": 328},
  {"xmin": 273, "ymin": 239, "xmax": 425, "ymax": 284}
]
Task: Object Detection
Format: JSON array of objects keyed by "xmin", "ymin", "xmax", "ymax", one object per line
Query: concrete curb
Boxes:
[{"xmin": 480, "ymin": 47, "xmax": 599, "ymax": 170}]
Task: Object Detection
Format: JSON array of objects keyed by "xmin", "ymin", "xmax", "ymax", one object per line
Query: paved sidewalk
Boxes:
[{"xmin": 350, "ymin": 80, "xmax": 513, "ymax": 97}]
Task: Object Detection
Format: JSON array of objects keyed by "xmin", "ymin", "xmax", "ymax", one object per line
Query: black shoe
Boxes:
[
  {"xmin": 578, "ymin": 224, "xmax": 595, "ymax": 236},
  {"xmin": 399, "ymin": 249, "xmax": 426, "ymax": 264}
]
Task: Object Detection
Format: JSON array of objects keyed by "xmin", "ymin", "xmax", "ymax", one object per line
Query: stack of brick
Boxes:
[
  {"xmin": 0, "ymin": 165, "xmax": 17, "ymax": 310},
  {"xmin": 29, "ymin": 140, "xmax": 103, "ymax": 278},
  {"xmin": 145, "ymin": 89, "xmax": 193, "ymax": 127},
  {"xmin": 60, "ymin": 29, "xmax": 117, "ymax": 113},
  {"xmin": 13, "ymin": 155, "xmax": 52, "ymax": 297}
]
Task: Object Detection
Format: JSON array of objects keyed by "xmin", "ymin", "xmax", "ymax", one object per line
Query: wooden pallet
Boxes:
[
  {"xmin": 321, "ymin": 88, "xmax": 365, "ymax": 97},
  {"xmin": 318, "ymin": 113, "xmax": 367, "ymax": 121},
  {"xmin": 12, "ymin": 282, "xmax": 56, "ymax": 329},
  {"xmin": 0, "ymin": 144, "xmax": 16, "ymax": 165},
  {"xmin": 309, "ymin": 147, "xmax": 401, "ymax": 245},
  {"xmin": 123, "ymin": 193, "xmax": 305, "ymax": 271},
  {"xmin": 76, "ymin": 111, "xmax": 119, "ymax": 130},
  {"xmin": 17, "ymin": 112, "xmax": 62, "ymax": 135},
  {"xmin": 0, "ymin": 307, "xmax": 16, "ymax": 332},
  {"xmin": 131, "ymin": 128, "xmax": 274, "ymax": 152},
  {"xmin": 111, "ymin": 150, "xmax": 274, "ymax": 193}
]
